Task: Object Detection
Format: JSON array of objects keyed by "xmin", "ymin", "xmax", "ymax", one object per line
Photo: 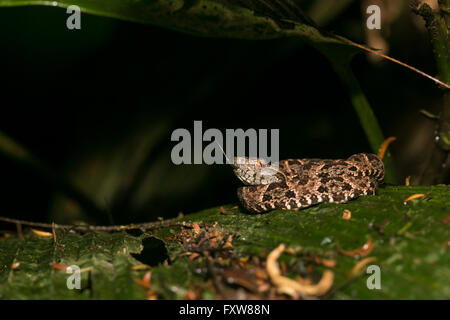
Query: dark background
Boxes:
[{"xmin": 0, "ymin": 2, "xmax": 444, "ymax": 226}]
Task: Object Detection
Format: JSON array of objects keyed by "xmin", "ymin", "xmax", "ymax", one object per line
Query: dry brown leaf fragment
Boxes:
[
  {"xmin": 219, "ymin": 207, "xmax": 233, "ymax": 215},
  {"xmin": 192, "ymin": 222, "xmax": 201, "ymax": 233},
  {"xmin": 254, "ymin": 268, "xmax": 268, "ymax": 280},
  {"xmin": 223, "ymin": 235, "xmax": 233, "ymax": 248},
  {"xmin": 338, "ymin": 237, "xmax": 374, "ymax": 258},
  {"xmin": 189, "ymin": 252, "xmax": 200, "ymax": 260},
  {"xmin": 11, "ymin": 262, "xmax": 20, "ymax": 270},
  {"xmin": 131, "ymin": 264, "xmax": 151, "ymax": 271},
  {"xmin": 209, "ymin": 237, "xmax": 218, "ymax": 248},
  {"xmin": 146, "ymin": 289, "xmax": 157, "ymax": 300},
  {"xmin": 266, "ymin": 244, "xmax": 334, "ymax": 298},
  {"xmin": 378, "ymin": 136, "xmax": 397, "ymax": 159},
  {"xmin": 342, "ymin": 209, "xmax": 351, "ymax": 220},
  {"xmin": 403, "ymin": 193, "xmax": 426, "ymax": 204},
  {"xmin": 350, "ymin": 257, "xmax": 377, "ymax": 277},
  {"xmin": 311, "ymin": 256, "xmax": 337, "ymax": 268},
  {"xmin": 135, "ymin": 271, "xmax": 152, "ymax": 289},
  {"xmin": 238, "ymin": 256, "xmax": 249, "ymax": 269},
  {"xmin": 185, "ymin": 289, "xmax": 198, "ymax": 300},
  {"xmin": 239, "ymin": 256, "xmax": 249, "ymax": 263},
  {"xmin": 321, "ymin": 259, "xmax": 337, "ymax": 268},
  {"xmin": 257, "ymin": 282, "xmax": 271, "ymax": 293},
  {"xmin": 31, "ymin": 228, "xmax": 53, "ymax": 237},
  {"xmin": 50, "ymin": 263, "xmax": 68, "ymax": 271}
]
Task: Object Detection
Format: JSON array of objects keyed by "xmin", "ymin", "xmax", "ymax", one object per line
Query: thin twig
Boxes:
[
  {"xmin": 332, "ymin": 34, "xmax": 450, "ymax": 90},
  {"xmin": 420, "ymin": 109, "xmax": 440, "ymax": 120},
  {"xmin": 0, "ymin": 216, "xmax": 189, "ymax": 232}
]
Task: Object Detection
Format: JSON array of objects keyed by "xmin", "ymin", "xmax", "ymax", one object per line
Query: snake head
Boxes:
[{"xmin": 232, "ymin": 157, "xmax": 284, "ymax": 185}]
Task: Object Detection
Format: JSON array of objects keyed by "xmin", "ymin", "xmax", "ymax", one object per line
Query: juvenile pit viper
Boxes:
[{"xmin": 233, "ymin": 153, "xmax": 385, "ymax": 213}]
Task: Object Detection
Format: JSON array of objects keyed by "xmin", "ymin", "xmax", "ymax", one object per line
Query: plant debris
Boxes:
[
  {"xmin": 350, "ymin": 257, "xmax": 377, "ymax": 277},
  {"xmin": 342, "ymin": 209, "xmax": 352, "ymax": 220},
  {"xmin": 337, "ymin": 237, "xmax": 374, "ymax": 258},
  {"xmin": 266, "ymin": 244, "xmax": 334, "ymax": 299},
  {"xmin": 403, "ymin": 193, "xmax": 426, "ymax": 204},
  {"xmin": 378, "ymin": 136, "xmax": 397, "ymax": 159},
  {"xmin": 30, "ymin": 229, "xmax": 53, "ymax": 237}
]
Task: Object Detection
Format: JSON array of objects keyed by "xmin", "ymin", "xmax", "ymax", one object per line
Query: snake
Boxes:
[{"xmin": 232, "ymin": 153, "xmax": 385, "ymax": 213}]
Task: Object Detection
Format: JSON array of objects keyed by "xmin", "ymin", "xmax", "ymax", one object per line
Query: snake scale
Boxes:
[{"xmin": 233, "ymin": 153, "xmax": 385, "ymax": 213}]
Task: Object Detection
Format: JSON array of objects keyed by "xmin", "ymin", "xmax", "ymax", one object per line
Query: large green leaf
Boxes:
[
  {"xmin": 0, "ymin": 230, "xmax": 147, "ymax": 299},
  {"xmin": 0, "ymin": 0, "xmax": 353, "ymax": 45},
  {"xmin": 1, "ymin": 185, "xmax": 449, "ymax": 299}
]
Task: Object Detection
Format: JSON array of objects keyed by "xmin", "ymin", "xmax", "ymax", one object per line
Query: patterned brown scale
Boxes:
[{"xmin": 233, "ymin": 153, "xmax": 385, "ymax": 213}]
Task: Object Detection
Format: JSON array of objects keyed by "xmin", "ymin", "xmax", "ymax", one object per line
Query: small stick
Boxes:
[
  {"xmin": 378, "ymin": 137, "xmax": 397, "ymax": 160},
  {"xmin": 332, "ymin": 34, "xmax": 450, "ymax": 90},
  {"xmin": 16, "ymin": 223, "xmax": 23, "ymax": 238},
  {"xmin": 419, "ymin": 109, "xmax": 440, "ymax": 120},
  {"xmin": 52, "ymin": 222, "xmax": 57, "ymax": 243},
  {"xmin": 0, "ymin": 216, "xmax": 189, "ymax": 232}
]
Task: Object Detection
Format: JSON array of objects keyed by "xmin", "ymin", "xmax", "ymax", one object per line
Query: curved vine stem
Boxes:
[{"xmin": 333, "ymin": 34, "xmax": 450, "ymax": 90}]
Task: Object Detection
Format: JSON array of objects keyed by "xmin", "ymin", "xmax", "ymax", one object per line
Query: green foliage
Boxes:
[
  {"xmin": 0, "ymin": 0, "xmax": 447, "ymax": 300},
  {"xmin": 0, "ymin": 0, "xmax": 354, "ymax": 43},
  {"xmin": 1, "ymin": 186, "xmax": 448, "ymax": 299},
  {"xmin": 0, "ymin": 231, "xmax": 147, "ymax": 299}
]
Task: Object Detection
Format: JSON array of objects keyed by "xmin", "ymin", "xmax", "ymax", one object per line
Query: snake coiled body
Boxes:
[{"xmin": 233, "ymin": 153, "xmax": 385, "ymax": 213}]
